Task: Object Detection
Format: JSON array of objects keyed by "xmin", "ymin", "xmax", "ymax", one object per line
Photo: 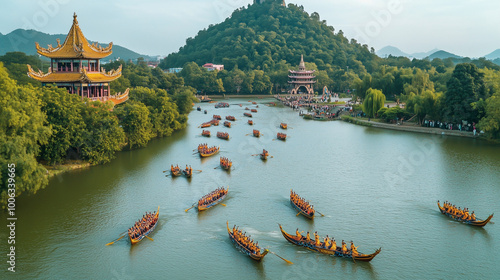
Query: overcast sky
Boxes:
[{"xmin": 2, "ymin": 0, "xmax": 499, "ymax": 58}]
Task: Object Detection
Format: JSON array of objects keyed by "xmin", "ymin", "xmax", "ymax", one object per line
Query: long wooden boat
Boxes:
[
  {"xmin": 280, "ymin": 123, "xmax": 287, "ymax": 129},
  {"xmin": 201, "ymin": 130, "xmax": 210, "ymax": 137},
  {"xmin": 199, "ymin": 146, "xmax": 220, "ymax": 158},
  {"xmin": 200, "ymin": 122, "xmax": 211, "ymax": 128},
  {"xmin": 224, "ymin": 121, "xmax": 231, "ymax": 128},
  {"xmin": 210, "ymin": 119, "xmax": 219, "ymax": 126},
  {"xmin": 213, "ymin": 115, "xmax": 221, "ymax": 120},
  {"xmin": 251, "ymin": 109, "xmax": 257, "ymax": 113},
  {"xmin": 217, "ymin": 132, "xmax": 229, "ymax": 140},
  {"xmin": 226, "ymin": 116, "xmax": 236, "ymax": 121},
  {"xmin": 437, "ymin": 201, "xmax": 493, "ymax": 227},
  {"xmin": 128, "ymin": 207, "xmax": 160, "ymax": 245},
  {"xmin": 253, "ymin": 129, "xmax": 261, "ymax": 137},
  {"xmin": 290, "ymin": 192, "xmax": 314, "ymax": 219},
  {"xmin": 198, "ymin": 188, "xmax": 228, "ymax": 211},
  {"xmin": 171, "ymin": 165, "xmax": 182, "ymax": 177},
  {"xmin": 198, "ymin": 144, "xmax": 208, "ymax": 153},
  {"xmin": 220, "ymin": 157, "xmax": 232, "ymax": 170},
  {"xmin": 244, "ymin": 112, "xmax": 252, "ymax": 118},
  {"xmin": 227, "ymin": 221, "xmax": 269, "ymax": 261},
  {"xmin": 260, "ymin": 149, "xmax": 269, "ymax": 160},
  {"xmin": 278, "ymin": 224, "xmax": 381, "ymax": 262},
  {"xmin": 277, "ymin": 132, "xmax": 287, "ymax": 140},
  {"xmin": 183, "ymin": 166, "xmax": 193, "ymax": 178},
  {"xmin": 248, "ymin": 120, "xmax": 253, "ymax": 125},
  {"xmin": 245, "ymin": 107, "xmax": 249, "ymax": 110}
]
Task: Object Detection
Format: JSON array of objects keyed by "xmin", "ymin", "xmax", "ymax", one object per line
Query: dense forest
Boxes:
[{"xmin": 0, "ymin": 53, "xmax": 197, "ymax": 208}]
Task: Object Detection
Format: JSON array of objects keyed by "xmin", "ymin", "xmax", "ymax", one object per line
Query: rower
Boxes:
[
  {"xmin": 350, "ymin": 241, "xmax": 359, "ymax": 256},
  {"xmin": 306, "ymin": 232, "xmax": 311, "ymax": 242},
  {"xmin": 330, "ymin": 239, "xmax": 337, "ymax": 251},
  {"xmin": 314, "ymin": 232, "xmax": 320, "ymax": 246},
  {"xmin": 296, "ymin": 228, "xmax": 302, "ymax": 240},
  {"xmin": 324, "ymin": 235, "xmax": 330, "ymax": 248},
  {"xmin": 341, "ymin": 240, "xmax": 347, "ymax": 254},
  {"xmin": 471, "ymin": 211, "xmax": 476, "ymax": 221}
]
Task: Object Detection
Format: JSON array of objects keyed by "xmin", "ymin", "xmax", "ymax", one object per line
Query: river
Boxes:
[{"xmin": 2, "ymin": 98, "xmax": 499, "ymax": 279}]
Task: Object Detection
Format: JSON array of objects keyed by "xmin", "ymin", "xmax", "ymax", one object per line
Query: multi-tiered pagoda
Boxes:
[
  {"xmin": 27, "ymin": 13, "xmax": 128, "ymax": 105},
  {"xmin": 288, "ymin": 55, "xmax": 316, "ymax": 95}
]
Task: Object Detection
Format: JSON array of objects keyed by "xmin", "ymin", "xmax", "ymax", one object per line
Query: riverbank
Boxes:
[
  {"xmin": 44, "ymin": 160, "xmax": 92, "ymax": 178},
  {"xmin": 341, "ymin": 116, "xmax": 482, "ymax": 139}
]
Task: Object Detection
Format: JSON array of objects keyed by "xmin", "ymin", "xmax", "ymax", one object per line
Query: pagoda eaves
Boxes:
[{"xmin": 35, "ymin": 13, "xmax": 112, "ymax": 59}]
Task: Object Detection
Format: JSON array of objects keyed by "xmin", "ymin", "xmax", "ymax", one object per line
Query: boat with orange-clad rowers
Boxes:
[
  {"xmin": 199, "ymin": 145, "xmax": 220, "ymax": 158},
  {"xmin": 260, "ymin": 149, "xmax": 269, "ymax": 160},
  {"xmin": 290, "ymin": 190, "xmax": 315, "ymax": 219},
  {"xmin": 253, "ymin": 129, "xmax": 261, "ymax": 138},
  {"xmin": 170, "ymin": 164, "xmax": 182, "ymax": 177},
  {"xmin": 224, "ymin": 121, "xmax": 231, "ymax": 128},
  {"xmin": 251, "ymin": 109, "xmax": 257, "ymax": 113},
  {"xmin": 200, "ymin": 122, "xmax": 211, "ymax": 128},
  {"xmin": 128, "ymin": 207, "xmax": 159, "ymax": 245},
  {"xmin": 277, "ymin": 132, "xmax": 287, "ymax": 140},
  {"xmin": 244, "ymin": 112, "xmax": 252, "ymax": 118},
  {"xmin": 217, "ymin": 131, "xmax": 229, "ymax": 140},
  {"xmin": 210, "ymin": 119, "xmax": 219, "ymax": 126},
  {"xmin": 226, "ymin": 115, "xmax": 236, "ymax": 121},
  {"xmin": 227, "ymin": 222, "xmax": 269, "ymax": 261},
  {"xmin": 248, "ymin": 120, "xmax": 253, "ymax": 125},
  {"xmin": 198, "ymin": 187, "xmax": 228, "ymax": 211},
  {"xmin": 213, "ymin": 115, "xmax": 221, "ymax": 120},
  {"xmin": 220, "ymin": 157, "xmax": 232, "ymax": 170},
  {"xmin": 201, "ymin": 130, "xmax": 210, "ymax": 137},
  {"xmin": 437, "ymin": 201, "xmax": 493, "ymax": 227},
  {"xmin": 278, "ymin": 224, "xmax": 381, "ymax": 262},
  {"xmin": 182, "ymin": 165, "xmax": 193, "ymax": 178},
  {"xmin": 280, "ymin": 123, "xmax": 287, "ymax": 129}
]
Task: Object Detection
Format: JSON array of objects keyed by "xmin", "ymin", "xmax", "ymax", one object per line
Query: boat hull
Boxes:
[
  {"xmin": 227, "ymin": 222, "xmax": 268, "ymax": 261},
  {"xmin": 198, "ymin": 192, "xmax": 228, "ymax": 211},
  {"xmin": 290, "ymin": 200, "xmax": 314, "ymax": 219},
  {"xmin": 128, "ymin": 207, "xmax": 160, "ymax": 245},
  {"xmin": 437, "ymin": 202, "xmax": 493, "ymax": 227},
  {"xmin": 278, "ymin": 225, "xmax": 381, "ymax": 262}
]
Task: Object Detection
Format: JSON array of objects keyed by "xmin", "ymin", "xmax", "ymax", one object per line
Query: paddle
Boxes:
[
  {"xmin": 185, "ymin": 203, "xmax": 197, "ymax": 212},
  {"xmin": 221, "ymin": 203, "xmax": 227, "ymax": 207},
  {"xmin": 106, "ymin": 234, "xmax": 126, "ymax": 246},
  {"xmin": 145, "ymin": 235, "xmax": 154, "ymax": 241},
  {"xmin": 296, "ymin": 212, "xmax": 301, "ymax": 216},
  {"xmin": 269, "ymin": 250, "xmax": 293, "ymax": 264},
  {"xmin": 316, "ymin": 210, "xmax": 325, "ymax": 217},
  {"xmin": 195, "ymin": 170, "xmax": 203, "ymax": 173}
]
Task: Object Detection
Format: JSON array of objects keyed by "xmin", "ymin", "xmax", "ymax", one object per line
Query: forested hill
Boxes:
[{"xmin": 160, "ymin": 0, "xmax": 378, "ymax": 74}]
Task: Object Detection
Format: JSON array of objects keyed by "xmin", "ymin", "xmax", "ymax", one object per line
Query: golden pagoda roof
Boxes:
[
  {"xmin": 35, "ymin": 13, "xmax": 113, "ymax": 59},
  {"xmin": 27, "ymin": 64, "xmax": 122, "ymax": 83}
]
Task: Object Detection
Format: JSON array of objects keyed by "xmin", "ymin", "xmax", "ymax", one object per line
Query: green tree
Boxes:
[
  {"xmin": 0, "ymin": 63, "xmax": 51, "ymax": 207},
  {"xmin": 38, "ymin": 85, "xmax": 85, "ymax": 164},
  {"xmin": 362, "ymin": 88, "xmax": 386, "ymax": 118},
  {"xmin": 79, "ymin": 101, "xmax": 125, "ymax": 164},
  {"xmin": 444, "ymin": 63, "xmax": 487, "ymax": 123},
  {"xmin": 115, "ymin": 101, "xmax": 154, "ymax": 149},
  {"xmin": 477, "ymin": 91, "xmax": 500, "ymax": 139}
]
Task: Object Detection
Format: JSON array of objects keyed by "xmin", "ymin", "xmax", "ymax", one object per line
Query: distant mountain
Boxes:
[
  {"xmin": 484, "ymin": 49, "xmax": 500, "ymax": 60},
  {"xmin": 376, "ymin": 46, "xmax": 439, "ymax": 59},
  {"xmin": 411, "ymin": 49, "xmax": 439, "ymax": 59},
  {"xmin": 427, "ymin": 50, "xmax": 461, "ymax": 60},
  {"xmin": 492, "ymin": 58, "xmax": 500, "ymax": 66},
  {"xmin": 0, "ymin": 29, "xmax": 155, "ymax": 62},
  {"xmin": 376, "ymin": 46, "xmax": 409, "ymax": 58}
]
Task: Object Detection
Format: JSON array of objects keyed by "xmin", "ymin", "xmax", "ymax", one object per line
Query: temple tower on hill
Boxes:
[
  {"xmin": 288, "ymin": 55, "xmax": 316, "ymax": 95},
  {"xmin": 27, "ymin": 13, "xmax": 128, "ymax": 105}
]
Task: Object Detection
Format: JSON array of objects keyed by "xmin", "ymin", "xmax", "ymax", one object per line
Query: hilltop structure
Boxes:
[
  {"xmin": 27, "ymin": 13, "xmax": 128, "ymax": 106},
  {"xmin": 288, "ymin": 55, "xmax": 316, "ymax": 94}
]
